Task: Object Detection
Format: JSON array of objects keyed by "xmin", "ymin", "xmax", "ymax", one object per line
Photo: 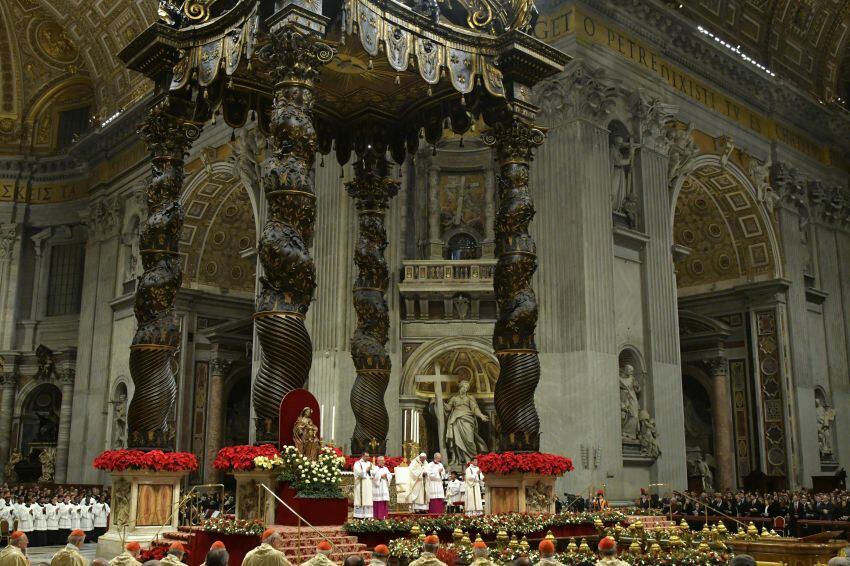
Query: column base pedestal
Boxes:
[
  {"xmin": 233, "ymin": 470, "xmax": 277, "ymax": 525},
  {"xmin": 97, "ymin": 470, "xmax": 188, "ymax": 559},
  {"xmin": 484, "ymin": 473, "xmax": 557, "ymax": 515}
]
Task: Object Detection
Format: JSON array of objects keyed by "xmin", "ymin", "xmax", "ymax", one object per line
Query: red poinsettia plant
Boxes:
[
  {"xmin": 342, "ymin": 455, "xmax": 406, "ymax": 472},
  {"xmin": 93, "ymin": 450, "xmax": 198, "ymax": 473},
  {"xmin": 476, "ymin": 452, "xmax": 574, "ymax": 476},
  {"xmin": 213, "ymin": 444, "xmax": 279, "ymax": 471}
]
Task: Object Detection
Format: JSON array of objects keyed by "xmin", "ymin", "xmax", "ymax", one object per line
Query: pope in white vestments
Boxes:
[
  {"xmin": 371, "ymin": 456, "xmax": 393, "ymax": 519},
  {"xmin": 427, "ymin": 454, "xmax": 447, "ymax": 514},
  {"xmin": 353, "ymin": 454, "xmax": 374, "ymax": 519},
  {"xmin": 406, "ymin": 453, "xmax": 430, "ymax": 512},
  {"xmin": 464, "ymin": 459, "xmax": 485, "ymax": 515}
]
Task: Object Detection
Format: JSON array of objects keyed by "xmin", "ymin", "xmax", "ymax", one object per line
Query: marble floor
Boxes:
[{"xmin": 25, "ymin": 543, "xmax": 99, "ymax": 564}]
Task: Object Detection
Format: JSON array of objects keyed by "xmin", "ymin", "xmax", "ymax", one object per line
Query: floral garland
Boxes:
[
  {"xmin": 344, "ymin": 510, "xmax": 626, "ymax": 536},
  {"xmin": 202, "ymin": 517, "xmax": 266, "ymax": 536},
  {"xmin": 388, "ymin": 538, "xmax": 731, "ymax": 566},
  {"xmin": 213, "ymin": 444, "xmax": 280, "ymax": 471},
  {"xmin": 93, "ymin": 450, "xmax": 198, "ymax": 473},
  {"xmin": 476, "ymin": 452, "xmax": 574, "ymax": 476}
]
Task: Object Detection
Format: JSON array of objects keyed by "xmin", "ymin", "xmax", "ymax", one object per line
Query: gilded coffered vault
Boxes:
[
  {"xmin": 674, "ymin": 164, "xmax": 778, "ymax": 294},
  {"xmin": 667, "ymin": 0, "xmax": 850, "ymax": 103}
]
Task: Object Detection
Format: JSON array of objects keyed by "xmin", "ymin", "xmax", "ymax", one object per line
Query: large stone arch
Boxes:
[
  {"xmin": 400, "ymin": 336, "xmax": 498, "ymax": 397},
  {"xmin": 670, "ymin": 155, "xmax": 783, "ymax": 295},
  {"xmin": 179, "ymin": 162, "xmax": 258, "ymax": 295}
]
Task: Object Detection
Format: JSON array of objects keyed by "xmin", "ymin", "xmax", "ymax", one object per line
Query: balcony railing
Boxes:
[{"xmin": 401, "ymin": 259, "xmax": 496, "ymax": 283}]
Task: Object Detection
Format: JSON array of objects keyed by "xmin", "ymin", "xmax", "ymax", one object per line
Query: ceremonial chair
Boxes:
[{"xmin": 773, "ymin": 515, "xmax": 786, "ymax": 536}]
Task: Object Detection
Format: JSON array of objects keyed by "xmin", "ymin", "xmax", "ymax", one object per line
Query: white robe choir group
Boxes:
[{"xmin": 0, "ymin": 497, "xmax": 109, "ymax": 546}]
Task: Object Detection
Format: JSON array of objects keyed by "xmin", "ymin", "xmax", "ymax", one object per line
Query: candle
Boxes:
[
  {"xmin": 320, "ymin": 404, "xmax": 325, "ymax": 439},
  {"xmin": 403, "ymin": 410, "xmax": 408, "ymax": 441},
  {"xmin": 331, "ymin": 405, "xmax": 336, "ymax": 441}
]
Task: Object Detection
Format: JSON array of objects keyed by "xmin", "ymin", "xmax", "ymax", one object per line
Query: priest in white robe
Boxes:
[
  {"xmin": 353, "ymin": 453, "xmax": 374, "ymax": 519},
  {"xmin": 371, "ymin": 456, "xmax": 393, "ymax": 519},
  {"xmin": 427, "ymin": 453, "xmax": 447, "ymax": 514},
  {"xmin": 406, "ymin": 453, "xmax": 430, "ymax": 513},
  {"xmin": 464, "ymin": 457, "xmax": 485, "ymax": 516}
]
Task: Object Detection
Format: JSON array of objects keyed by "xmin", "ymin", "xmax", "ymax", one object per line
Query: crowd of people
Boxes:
[
  {"xmin": 633, "ymin": 489, "xmax": 850, "ymax": 522},
  {"xmin": 0, "ymin": 485, "xmax": 110, "ymax": 547},
  {"xmin": 351, "ymin": 452, "xmax": 485, "ymax": 520}
]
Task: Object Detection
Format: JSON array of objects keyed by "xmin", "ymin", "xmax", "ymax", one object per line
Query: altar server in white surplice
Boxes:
[
  {"xmin": 406, "ymin": 453, "xmax": 430, "ymax": 512},
  {"xmin": 464, "ymin": 457, "xmax": 485, "ymax": 516},
  {"xmin": 352, "ymin": 453, "xmax": 374, "ymax": 519},
  {"xmin": 370, "ymin": 456, "xmax": 393, "ymax": 520},
  {"xmin": 427, "ymin": 453, "xmax": 447, "ymax": 514}
]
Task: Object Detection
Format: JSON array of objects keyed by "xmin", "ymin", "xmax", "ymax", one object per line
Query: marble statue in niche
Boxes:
[
  {"xmin": 610, "ymin": 135, "xmax": 638, "ymax": 211},
  {"xmin": 619, "ymin": 364, "xmax": 641, "ymax": 441},
  {"xmin": 293, "ymin": 407, "xmax": 320, "ymax": 460},
  {"xmin": 638, "ymin": 410, "xmax": 661, "ymax": 459},
  {"xmin": 113, "ymin": 391, "xmax": 128, "ymax": 449},
  {"xmin": 816, "ymin": 397, "xmax": 836, "ymax": 459}
]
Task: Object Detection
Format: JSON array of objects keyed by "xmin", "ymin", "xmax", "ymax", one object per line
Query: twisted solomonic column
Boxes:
[
  {"xmin": 252, "ymin": 26, "xmax": 333, "ymax": 442},
  {"xmin": 347, "ymin": 151, "xmax": 399, "ymax": 454},
  {"xmin": 129, "ymin": 99, "xmax": 201, "ymax": 450},
  {"xmin": 483, "ymin": 119, "xmax": 545, "ymax": 452}
]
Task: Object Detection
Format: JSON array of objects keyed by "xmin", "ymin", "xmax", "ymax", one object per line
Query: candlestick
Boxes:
[
  {"xmin": 320, "ymin": 404, "xmax": 325, "ymax": 439},
  {"xmin": 331, "ymin": 405, "xmax": 336, "ymax": 442}
]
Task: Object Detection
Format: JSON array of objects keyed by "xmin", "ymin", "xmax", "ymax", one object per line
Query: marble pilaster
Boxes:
[
  {"xmin": 0, "ymin": 224, "xmax": 21, "ymax": 351},
  {"xmin": 0, "ymin": 373, "xmax": 16, "ymax": 482},
  {"xmin": 205, "ymin": 358, "xmax": 231, "ymax": 481},
  {"xmin": 708, "ymin": 358, "xmax": 735, "ymax": 490},
  {"xmin": 55, "ymin": 370, "xmax": 75, "ymax": 483}
]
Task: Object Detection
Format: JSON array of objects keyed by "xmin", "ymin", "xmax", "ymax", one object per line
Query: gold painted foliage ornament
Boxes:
[{"xmin": 438, "ymin": 0, "xmax": 538, "ymax": 34}]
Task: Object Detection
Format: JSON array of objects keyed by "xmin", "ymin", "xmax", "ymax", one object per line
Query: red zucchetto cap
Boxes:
[
  {"xmin": 373, "ymin": 545, "xmax": 389, "ymax": 555},
  {"xmin": 211, "ymin": 541, "xmax": 226, "ymax": 550},
  {"xmin": 538, "ymin": 540, "xmax": 555, "ymax": 554},
  {"xmin": 169, "ymin": 542, "xmax": 185, "ymax": 553},
  {"xmin": 598, "ymin": 537, "xmax": 616, "ymax": 552},
  {"xmin": 126, "ymin": 542, "xmax": 141, "ymax": 552},
  {"xmin": 10, "ymin": 531, "xmax": 24, "ymax": 541},
  {"xmin": 70, "ymin": 530, "xmax": 85, "ymax": 537},
  {"xmin": 424, "ymin": 535, "xmax": 440, "ymax": 544},
  {"xmin": 262, "ymin": 528, "xmax": 278, "ymax": 541},
  {"xmin": 318, "ymin": 541, "xmax": 332, "ymax": 552},
  {"xmin": 473, "ymin": 541, "xmax": 487, "ymax": 550}
]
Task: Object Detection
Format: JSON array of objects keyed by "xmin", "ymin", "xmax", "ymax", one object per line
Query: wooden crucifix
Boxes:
[{"xmin": 414, "ymin": 363, "xmax": 458, "ymax": 457}]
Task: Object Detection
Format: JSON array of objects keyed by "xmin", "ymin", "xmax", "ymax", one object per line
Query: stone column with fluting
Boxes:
[
  {"xmin": 483, "ymin": 119, "xmax": 545, "ymax": 451},
  {"xmin": 54, "ymin": 370, "xmax": 74, "ymax": 483},
  {"xmin": 708, "ymin": 357, "xmax": 736, "ymax": 490},
  {"xmin": 347, "ymin": 151, "xmax": 400, "ymax": 454},
  {"xmin": 206, "ymin": 358, "xmax": 230, "ymax": 481},
  {"xmin": 0, "ymin": 373, "xmax": 16, "ymax": 482},
  {"xmin": 129, "ymin": 98, "xmax": 201, "ymax": 450},
  {"xmin": 252, "ymin": 26, "xmax": 332, "ymax": 442},
  {"xmin": 427, "ymin": 165, "xmax": 442, "ymax": 259}
]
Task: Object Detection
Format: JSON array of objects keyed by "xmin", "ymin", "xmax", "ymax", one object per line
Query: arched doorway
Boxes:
[
  {"xmin": 672, "ymin": 155, "xmax": 787, "ymax": 489},
  {"xmin": 400, "ymin": 337, "xmax": 498, "ymax": 467},
  {"xmin": 16, "ymin": 383, "xmax": 62, "ymax": 482}
]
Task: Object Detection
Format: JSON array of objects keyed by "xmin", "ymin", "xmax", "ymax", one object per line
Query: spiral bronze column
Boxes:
[
  {"xmin": 347, "ymin": 151, "xmax": 399, "ymax": 455},
  {"xmin": 129, "ymin": 98, "xmax": 201, "ymax": 450},
  {"xmin": 483, "ymin": 119, "xmax": 545, "ymax": 452},
  {"xmin": 252, "ymin": 26, "xmax": 333, "ymax": 442}
]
